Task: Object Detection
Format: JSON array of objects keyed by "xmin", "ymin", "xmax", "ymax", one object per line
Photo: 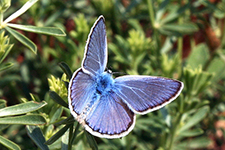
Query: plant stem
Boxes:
[
  {"xmin": 177, "ymin": 0, "xmax": 184, "ymax": 75},
  {"xmin": 0, "ymin": 12, "xmax": 3, "ymax": 28},
  {"xmin": 68, "ymin": 125, "xmax": 74, "ymax": 150},
  {"xmin": 167, "ymin": 113, "xmax": 182, "ymax": 150},
  {"xmin": 147, "ymin": 0, "xmax": 161, "ymax": 67},
  {"xmin": 147, "ymin": 0, "xmax": 155, "ymax": 27}
]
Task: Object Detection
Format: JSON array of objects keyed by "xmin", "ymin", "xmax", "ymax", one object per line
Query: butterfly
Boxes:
[{"xmin": 68, "ymin": 15, "xmax": 183, "ymax": 139}]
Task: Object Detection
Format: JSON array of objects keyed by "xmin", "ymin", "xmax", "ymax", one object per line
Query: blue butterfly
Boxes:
[{"xmin": 68, "ymin": 15, "xmax": 183, "ymax": 139}]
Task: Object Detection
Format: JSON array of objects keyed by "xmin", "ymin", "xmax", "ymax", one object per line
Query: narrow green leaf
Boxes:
[
  {"xmin": 85, "ymin": 131, "xmax": 98, "ymax": 150},
  {"xmin": 179, "ymin": 128, "xmax": 204, "ymax": 137},
  {"xmin": 187, "ymin": 43, "xmax": 209, "ymax": 69},
  {"xmin": 59, "ymin": 62, "xmax": 73, "ymax": 79},
  {"xmin": 64, "ymin": 81, "xmax": 69, "ymax": 90},
  {"xmin": 61, "ymin": 127, "xmax": 69, "ymax": 150},
  {"xmin": 0, "ymin": 101, "xmax": 47, "ymax": 117},
  {"xmin": 176, "ymin": 137, "xmax": 212, "ymax": 149},
  {"xmin": 0, "ymin": 136, "xmax": 21, "ymax": 150},
  {"xmin": 26, "ymin": 125, "xmax": 49, "ymax": 150},
  {"xmin": 54, "ymin": 116, "xmax": 74, "ymax": 126},
  {"xmin": 161, "ymin": 23, "xmax": 198, "ymax": 35},
  {"xmin": 69, "ymin": 123, "xmax": 80, "ymax": 147},
  {"xmin": 4, "ymin": 0, "xmax": 38, "ymax": 23},
  {"xmin": 50, "ymin": 107, "xmax": 63, "ymax": 124},
  {"xmin": 0, "ymin": 44, "xmax": 13, "ymax": 64},
  {"xmin": 7, "ymin": 23, "xmax": 66, "ymax": 36},
  {"xmin": 179, "ymin": 107, "xmax": 209, "ymax": 133},
  {"xmin": 45, "ymin": 124, "xmax": 72, "ymax": 145},
  {"xmin": 160, "ymin": 4, "xmax": 189, "ymax": 24},
  {"xmin": 0, "ymin": 62, "xmax": 13, "ymax": 72},
  {"xmin": 155, "ymin": 0, "xmax": 169, "ymax": 22},
  {"xmin": 160, "ymin": 36, "xmax": 177, "ymax": 53},
  {"xmin": 0, "ymin": 114, "xmax": 46, "ymax": 125},
  {"xmin": 49, "ymin": 91, "xmax": 68, "ymax": 108},
  {"xmin": 5, "ymin": 27, "xmax": 37, "ymax": 54}
]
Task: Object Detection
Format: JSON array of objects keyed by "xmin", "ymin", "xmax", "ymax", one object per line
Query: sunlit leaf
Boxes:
[
  {"xmin": 0, "ymin": 101, "xmax": 47, "ymax": 117},
  {"xmin": 7, "ymin": 23, "xmax": 66, "ymax": 36},
  {"xmin": 0, "ymin": 115, "xmax": 46, "ymax": 125},
  {"xmin": 5, "ymin": 27, "xmax": 37, "ymax": 54},
  {"xmin": 4, "ymin": 0, "xmax": 38, "ymax": 23}
]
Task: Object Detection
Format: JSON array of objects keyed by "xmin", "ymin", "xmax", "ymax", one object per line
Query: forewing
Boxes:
[
  {"xmin": 82, "ymin": 15, "xmax": 107, "ymax": 75},
  {"xmin": 68, "ymin": 68, "xmax": 96, "ymax": 118},
  {"xmin": 114, "ymin": 75, "xmax": 183, "ymax": 114},
  {"xmin": 84, "ymin": 92, "xmax": 135, "ymax": 139}
]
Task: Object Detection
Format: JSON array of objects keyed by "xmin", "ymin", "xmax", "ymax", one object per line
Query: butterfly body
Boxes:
[
  {"xmin": 68, "ymin": 15, "xmax": 183, "ymax": 139},
  {"xmin": 96, "ymin": 71, "xmax": 114, "ymax": 95}
]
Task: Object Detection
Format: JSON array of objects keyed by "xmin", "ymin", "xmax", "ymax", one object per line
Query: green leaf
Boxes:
[
  {"xmin": 160, "ymin": 36, "xmax": 177, "ymax": 54},
  {"xmin": 54, "ymin": 116, "xmax": 74, "ymax": 126},
  {"xmin": 176, "ymin": 137, "xmax": 212, "ymax": 149},
  {"xmin": 207, "ymin": 53, "xmax": 225, "ymax": 82},
  {"xmin": 49, "ymin": 107, "xmax": 63, "ymax": 124},
  {"xmin": 160, "ymin": 4, "xmax": 189, "ymax": 24},
  {"xmin": 160, "ymin": 23, "xmax": 198, "ymax": 35},
  {"xmin": 0, "ymin": 62, "xmax": 13, "ymax": 72},
  {"xmin": 178, "ymin": 107, "xmax": 209, "ymax": 133},
  {"xmin": 0, "ymin": 43, "xmax": 13, "ymax": 64},
  {"xmin": 5, "ymin": 27, "xmax": 37, "ymax": 54},
  {"xmin": 59, "ymin": 62, "xmax": 73, "ymax": 79},
  {"xmin": 69, "ymin": 123, "xmax": 80, "ymax": 147},
  {"xmin": 187, "ymin": 43, "xmax": 209, "ymax": 69},
  {"xmin": 0, "ymin": 0, "xmax": 11, "ymax": 12},
  {"xmin": 49, "ymin": 91, "xmax": 68, "ymax": 108},
  {"xmin": 179, "ymin": 128, "xmax": 204, "ymax": 137},
  {"xmin": 0, "ymin": 135, "xmax": 21, "ymax": 150},
  {"xmin": 0, "ymin": 114, "xmax": 46, "ymax": 125},
  {"xmin": 0, "ymin": 101, "xmax": 47, "ymax": 117},
  {"xmin": 155, "ymin": 0, "xmax": 169, "ymax": 23},
  {"xmin": 85, "ymin": 131, "xmax": 98, "ymax": 150},
  {"xmin": 3, "ymin": 0, "xmax": 38, "ymax": 23},
  {"xmin": 7, "ymin": 23, "xmax": 66, "ymax": 36},
  {"xmin": 26, "ymin": 125, "xmax": 49, "ymax": 150},
  {"xmin": 45, "ymin": 124, "xmax": 72, "ymax": 145},
  {"xmin": 61, "ymin": 127, "xmax": 69, "ymax": 150}
]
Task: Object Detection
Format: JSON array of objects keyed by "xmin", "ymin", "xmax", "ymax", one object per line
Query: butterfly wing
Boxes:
[
  {"xmin": 84, "ymin": 91, "xmax": 135, "ymax": 139},
  {"xmin": 114, "ymin": 75, "xmax": 183, "ymax": 114},
  {"xmin": 68, "ymin": 68, "xmax": 96, "ymax": 119},
  {"xmin": 82, "ymin": 15, "xmax": 107, "ymax": 75}
]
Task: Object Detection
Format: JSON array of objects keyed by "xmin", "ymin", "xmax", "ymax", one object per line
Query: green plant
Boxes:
[{"xmin": 1, "ymin": 0, "xmax": 225, "ymax": 149}]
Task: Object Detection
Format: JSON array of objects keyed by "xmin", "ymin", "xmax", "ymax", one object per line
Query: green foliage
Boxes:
[
  {"xmin": 1, "ymin": 0, "xmax": 225, "ymax": 149},
  {"xmin": 0, "ymin": 0, "xmax": 65, "ymax": 54},
  {"xmin": 0, "ymin": 30, "xmax": 13, "ymax": 71}
]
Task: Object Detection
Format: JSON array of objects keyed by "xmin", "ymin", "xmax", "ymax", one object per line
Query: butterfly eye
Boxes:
[{"xmin": 107, "ymin": 69, "xmax": 112, "ymax": 74}]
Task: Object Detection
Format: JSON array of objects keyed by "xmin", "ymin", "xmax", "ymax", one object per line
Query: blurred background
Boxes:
[{"xmin": 0, "ymin": 0, "xmax": 225, "ymax": 149}]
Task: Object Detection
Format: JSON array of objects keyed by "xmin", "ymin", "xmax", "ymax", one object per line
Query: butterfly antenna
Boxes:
[{"xmin": 112, "ymin": 72, "xmax": 127, "ymax": 75}]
